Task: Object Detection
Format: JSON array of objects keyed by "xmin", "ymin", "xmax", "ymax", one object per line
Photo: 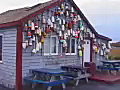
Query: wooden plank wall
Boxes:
[{"xmin": 0, "ymin": 28, "xmax": 17, "ymax": 88}]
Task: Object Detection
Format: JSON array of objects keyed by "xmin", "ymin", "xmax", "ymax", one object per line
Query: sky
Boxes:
[{"xmin": 0, "ymin": 0, "xmax": 120, "ymax": 41}]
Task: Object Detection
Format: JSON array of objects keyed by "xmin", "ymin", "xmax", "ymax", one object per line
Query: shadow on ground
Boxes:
[
  {"xmin": 0, "ymin": 80, "xmax": 120, "ymax": 90},
  {"xmin": 23, "ymin": 80, "xmax": 120, "ymax": 90}
]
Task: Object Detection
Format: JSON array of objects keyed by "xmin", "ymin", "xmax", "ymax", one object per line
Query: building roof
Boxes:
[
  {"xmin": 0, "ymin": 0, "xmax": 112, "ymax": 41},
  {"xmin": 0, "ymin": 0, "xmax": 53, "ymax": 24},
  {"xmin": 111, "ymin": 42, "xmax": 120, "ymax": 47},
  {"xmin": 97, "ymin": 34, "xmax": 112, "ymax": 41}
]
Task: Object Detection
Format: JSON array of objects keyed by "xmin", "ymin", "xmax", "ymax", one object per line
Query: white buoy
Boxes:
[
  {"xmin": 51, "ymin": 16, "xmax": 55, "ymax": 23},
  {"xmin": 62, "ymin": 19, "xmax": 66, "ymax": 25},
  {"xmin": 32, "ymin": 49, "xmax": 37, "ymax": 54},
  {"xmin": 31, "ymin": 22, "xmax": 35, "ymax": 30},
  {"xmin": 22, "ymin": 42, "xmax": 27, "ymax": 49},
  {"xmin": 67, "ymin": 30, "xmax": 70, "ymax": 36},
  {"xmin": 32, "ymin": 35, "xmax": 36, "ymax": 41},
  {"xmin": 59, "ymin": 31, "xmax": 62, "ymax": 36},
  {"xmin": 29, "ymin": 38, "xmax": 33, "ymax": 46},
  {"xmin": 77, "ymin": 15, "xmax": 81, "ymax": 21},
  {"xmin": 71, "ymin": 7, "xmax": 74, "ymax": 12},
  {"xmin": 62, "ymin": 25, "xmax": 65, "ymax": 31},
  {"xmin": 47, "ymin": 18, "xmax": 52, "ymax": 26}
]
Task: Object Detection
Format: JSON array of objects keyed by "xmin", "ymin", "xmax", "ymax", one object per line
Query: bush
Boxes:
[
  {"xmin": 108, "ymin": 56, "xmax": 120, "ymax": 60},
  {"xmin": 108, "ymin": 56, "xmax": 113, "ymax": 60},
  {"xmin": 114, "ymin": 56, "xmax": 120, "ymax": 60}
]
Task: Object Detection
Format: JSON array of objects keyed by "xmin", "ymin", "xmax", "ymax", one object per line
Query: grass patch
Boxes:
[{"xmin": 108, "ymin": 56, "xmax": 120, "ymax": 60}]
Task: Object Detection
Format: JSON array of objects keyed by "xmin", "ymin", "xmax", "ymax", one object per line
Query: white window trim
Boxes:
[
  {"xmin": 66, "ymin": 38, "xmax": 77, "ymax": 55},
  {"xmin": 44, "ymin": 35, "xmax": 58, "ymax": 56},
  {"xmin": 0, "ymin": 34, "xmax": 3, "ymax": 63}
]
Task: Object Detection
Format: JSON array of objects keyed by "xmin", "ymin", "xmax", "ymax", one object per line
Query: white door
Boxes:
[{"xmin": 83, "ymin": 40, "xmax": 91, "ymax": 63}]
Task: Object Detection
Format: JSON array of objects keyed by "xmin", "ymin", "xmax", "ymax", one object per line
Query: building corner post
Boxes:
[{"xmin": 16, "ymin": 24, "xmax": 23, "ymax": 90}]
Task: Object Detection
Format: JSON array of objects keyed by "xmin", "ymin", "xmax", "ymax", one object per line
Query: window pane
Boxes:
[
  {"xmin": 44, "ymin": 37, "xmax": 50, "ymax": 53},
  {"xmin": 71, "ymin": 39, "xmax": 75, "ymax": 53},
  {"xmin": 66, "ymin": 39, "xmax": 70, "ymax": 53},
  {"xmin": 0, "ymin": 36, "xmax": 2, "ymax": 60},
  {"xmin": 51, "ymin": 37, "xmax": 56, "ymax": 53}
]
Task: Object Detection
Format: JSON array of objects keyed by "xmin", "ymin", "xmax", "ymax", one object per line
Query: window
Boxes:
[
  {"xmin": 66, "ymin": 38, "xmax": 77, "ymax": 55},
  {"xmin": 44, "ymin": 36, "xmax": 58, "ymax": 55},
  {"xmin": 0, "ymin": 35, "xmax": 3, "ymax": 63}
]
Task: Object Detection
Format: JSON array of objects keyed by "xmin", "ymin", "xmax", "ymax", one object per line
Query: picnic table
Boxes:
[
  {"xmin": 102, "ymin": 60, "xmax": 120, "ymax": 64},
  {"xmin": 24, "ymin": 68, "xmax": 70, "ymax": 90},
  {"xmin": 61, "ymin": 65, "xmax": 91, "ymax": 86},
  {"xmin": 101, "ymin": 60, "xmax": 120, "ymax": 68},
  {"xmin": 98, "ymin": 60, "xmax": 120, "ymax": 75}
]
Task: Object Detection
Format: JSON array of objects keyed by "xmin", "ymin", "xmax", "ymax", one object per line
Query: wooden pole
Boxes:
[{"xmin": 16, "ymin": 25, "xmax": 23, "ymax": 90}]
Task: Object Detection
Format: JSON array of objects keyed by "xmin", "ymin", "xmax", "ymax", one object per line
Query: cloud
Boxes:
[{"xmin": 75, "ymin": 0, "xmax": 120, "ymax": 15}]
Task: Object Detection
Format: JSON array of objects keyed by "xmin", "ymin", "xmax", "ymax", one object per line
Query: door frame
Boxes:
[{"xmin": 84, "ymin": 37, "xmax": 93, "ymax": 62}]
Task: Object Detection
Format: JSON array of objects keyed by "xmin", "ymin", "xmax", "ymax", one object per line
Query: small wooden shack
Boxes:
[{"xmin": 0, "ymin": 0, "xmax": 112, "ymax": 89}]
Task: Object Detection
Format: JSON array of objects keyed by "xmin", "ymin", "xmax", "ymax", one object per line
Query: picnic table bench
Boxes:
[
  {"xmin": 61, "ymin": 65, "xmax": 91, "ymax": 86},
  {"xmin": 97, "ymin": 60, "xmax": 120, "ymax": 75},
  {"xmin": 24, "ymin": 68, "xmax": 70, "ymax": 90}
]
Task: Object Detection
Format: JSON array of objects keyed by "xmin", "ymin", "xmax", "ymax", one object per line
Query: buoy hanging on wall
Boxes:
[
  {"xmin": 100, "ymin": 49, "xmax": 104, "ymax": 56},
  {"xmin": 77, "ymin": 15, "xmax": 81, "ymax": 21},
  {"xmin": 27, "ymin": 31, "xmax": 32, "ymax": 38},
  {"xmin": 63, "ymin": 40, "xmax": 67, "ymax": 47},
  {"xmin": 67, "ymin": 30, "xmax": 70, "ymax": 36},
  {"xmin": 61, "ymin": 3, "xmax": 64, "ymax": 10},
  {"xmin": 32, "ymin": 49, "xmax": 37, "ymax": 54},
  {"xmin": 50, "ymin": 22, "xmax": 54, "ymax": 28},
  {"xmin": 62, "ymin": 19, "xmax": 66, "ymax": 25},
  {"xmin": 22, "ymin": 42, "xmax": 27, "ymax": 49},
  {"xmin": 36, "ymin": 41, "xmax": 40, "ymax": 52},
  {"xmin": 79, "ymin": 50, "xmax": 83, "ymax": 56},
  {"xmin": 92, "ymin": 34, "xmax": 95, "ymax": 38},
  {"xmin": 31, "ymin": 22, "xmax": 35, "ymax": 30},
  {"xmin": 47, "ymin": 18, "xmax": 52, "ymax": 26},
  {"xmin": 32, "ymin": 35, "xmax": 36, "ymax": 41},
  {"xmin": 35, "ymin": 23, "xmax": 39, "ymax": 29},
  {"xmin": 62, "ymin": 25, "xmax": 65, "ymax": 31},
  {"xmin": 65, "ymin": 5, "xmax": 69, "ymax": 9},
  {"xmin": 64, "ymin": 33, "xmax": 67, "ymax": 40},
  {"xmin": 81, "ymin": 26, "xmax": 84, "ymax": 31},
  {"xmin": 28, "ymin": 20, "xmax": 32, "ymax": 28},
  {"xmin": 54, "ymin": 24, "xmax": 57, "ymax": 29},
  {"xmin": 37, "ymin": 27, "xmax": 42, "ymax": 36},
  {"xmin": 59, "ymin": 18, "xmax": 62, "ymax": 25},
  {"xmin": 51, "ymin": 16, "xmax": 55, "ymax": 23},
  {"xmin": 78, "ymin": 45, "xmax": 81, "ymax": 50},
  {"xmin": 42, "ymin": 16, "xmax": 46, "ymax": 24},
  {"xmin": 29, "ymin": 38, "xmax": 33, "ymax": 46},
  {"xmin": 59, "ymin": 31, "xmax": 62, "ymax": 37},
  {"xmin": 72, "ymin": 30, "xmax": 76, "ymax": 36},
  {"xmin": 66, "ymin": 11, "xmax": 69, "ymax": 17},
  {"xmin": 71, "ymin": 7, "xmax": 74, "ymax": 12},
  {"xmin": 41, "ymin": 36, "xmax": 45, "ymax": 44},
  {"xmin": 70, "ymin": 29, "xmax": 73, "ymax": 34},
  {"xmin": 75, "ymin": 31, "xmax": 79, "ymax": 38},
  {"xmin": 24, "ymin": 24, "xmax": 28, "ymax": 31}
]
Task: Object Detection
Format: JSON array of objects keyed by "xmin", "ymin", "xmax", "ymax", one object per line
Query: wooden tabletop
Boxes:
[
  {"xmin": 61, "ymin": 65, "xmax": 89, "ymax": 70},
  {"xmin": 101, "ymin": 60, "xmax": 120, "ymax": 63},
  {"xmin": 31, "ymin": 68, "xmax": 66, "ymax": 75}
]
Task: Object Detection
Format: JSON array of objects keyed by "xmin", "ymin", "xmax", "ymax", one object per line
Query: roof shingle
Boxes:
[{"xmin": 0, "ymin": 0, "xmax": 55, "ymax": 24}]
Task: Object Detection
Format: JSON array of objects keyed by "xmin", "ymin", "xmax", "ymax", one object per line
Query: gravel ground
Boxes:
[{"xmin": 0, "ymin": 80, "xmax": 120, "ymax": 90}]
